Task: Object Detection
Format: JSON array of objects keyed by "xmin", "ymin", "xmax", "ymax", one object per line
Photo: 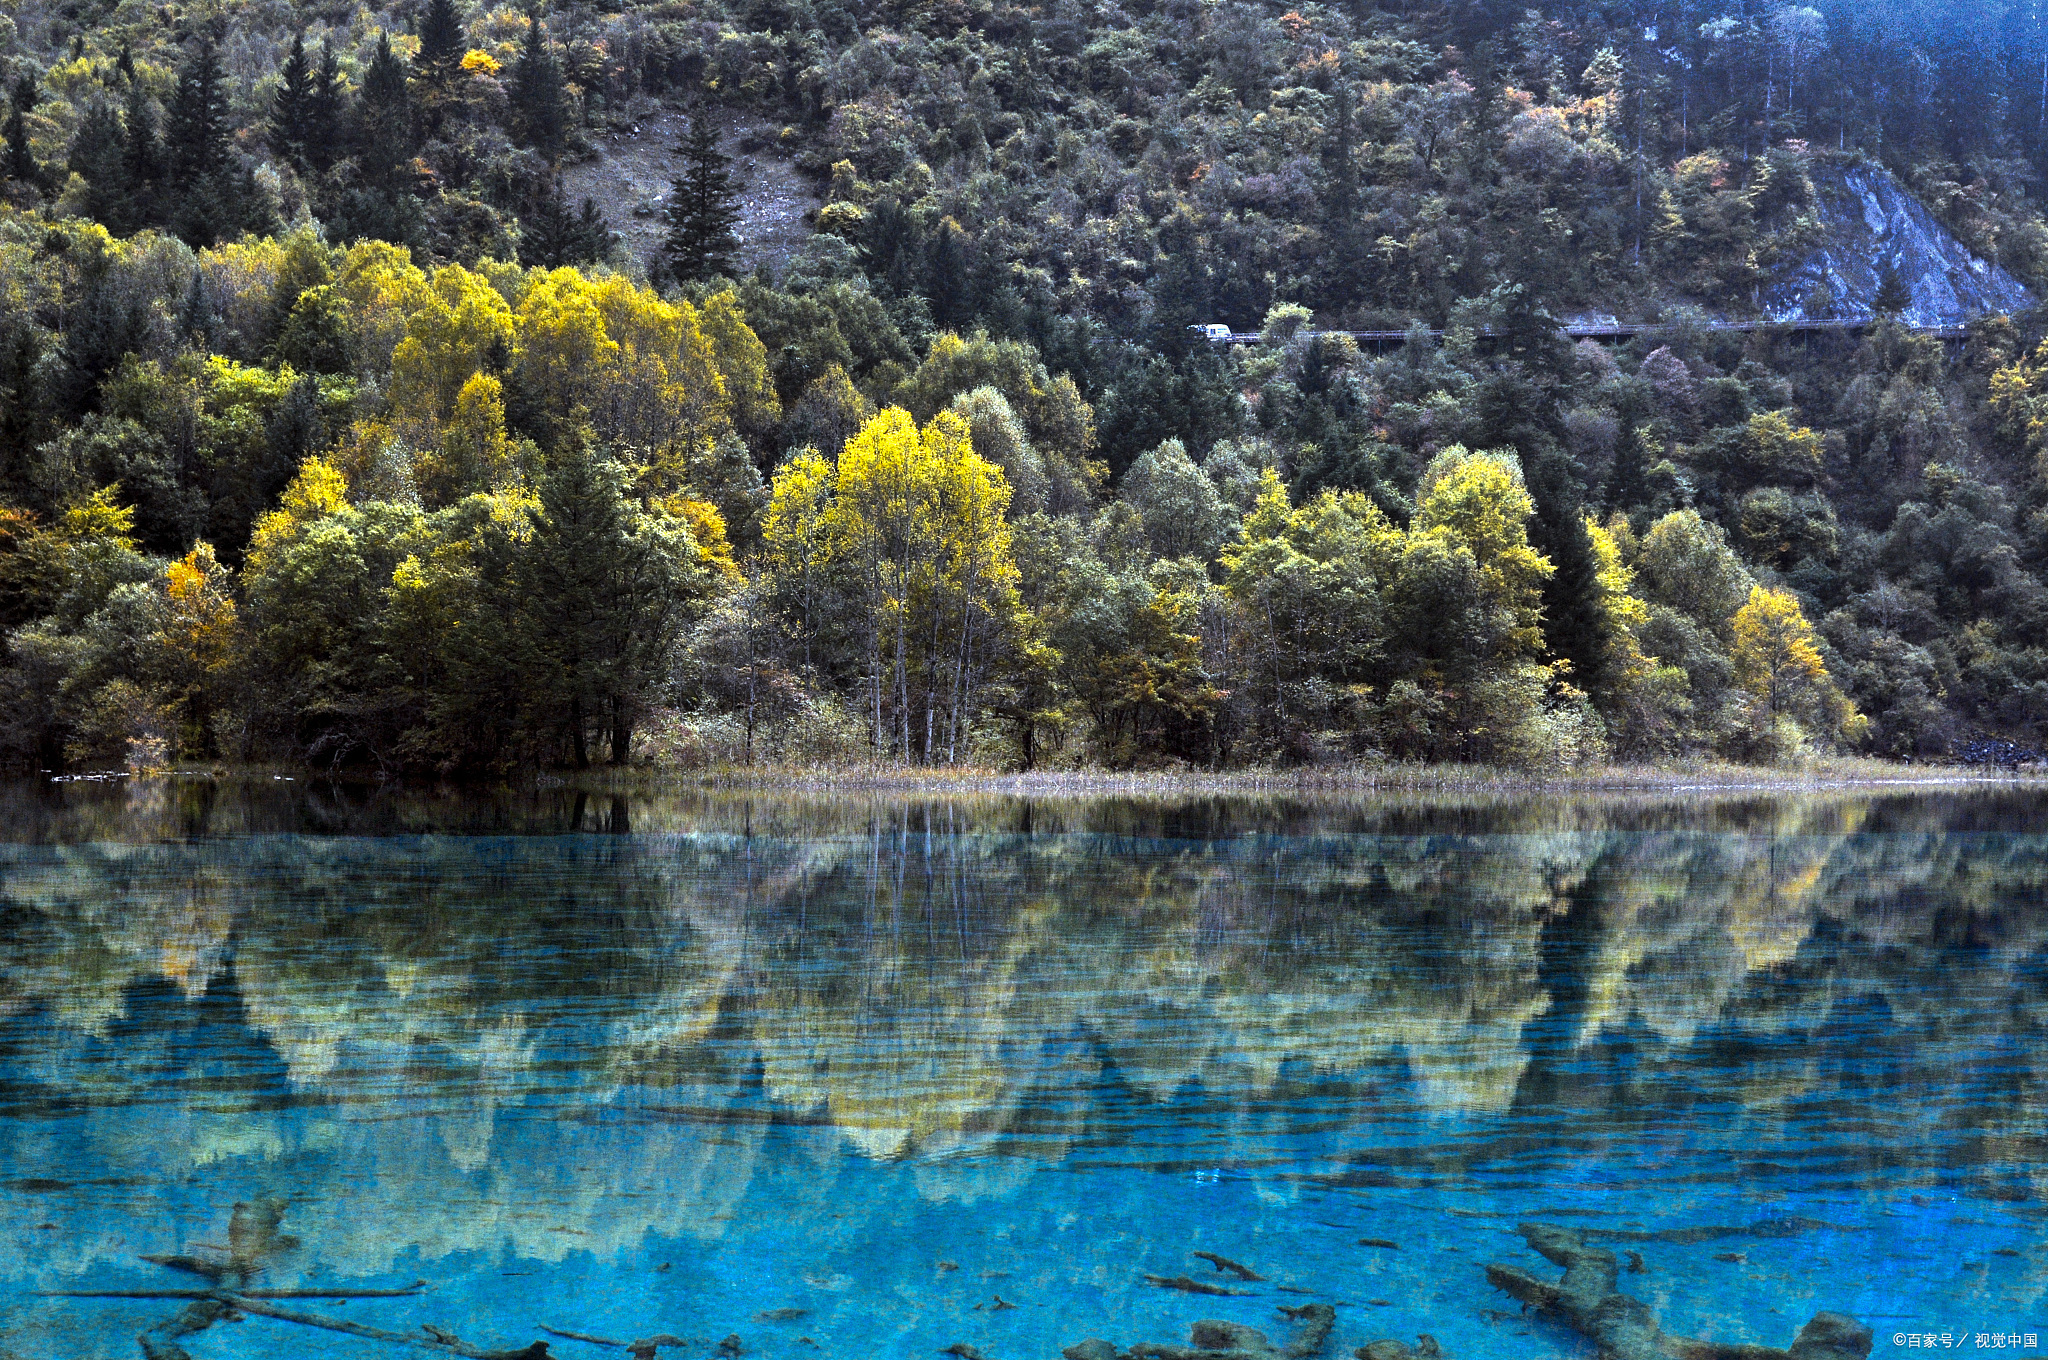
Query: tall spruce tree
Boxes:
[
  {"xmin": 1321, "ymin": 80, "xmax": 1365, "ymax": 309},
  {"xmin": 271, "ymin": 34, "xmax": 318, "ymax": 172},
  {"xmin": 660, "ymin": 114, "xmax": 740, "ymax": 284},
  {"xmin": 2, "ymin": 76, "xmax": 38, "ymax": 193},
  {"xmin": 356, "ymin": 33, "xmax": 415, "ymax": 190},
  {"xmin": 509, "ymin": 20, "xmax": 566, "ymax": 160},
  {"xmin": 166, "ymin": 41, "xmax": 251, "ymax": 245},
  {"xmin": 520, "ymin": 178, "xmax": 612, "ymax": 268},
  {"xmin": 68, "ymin": 97, "xmax": 128, "ymax": 225},
  {"xmin": 309, "ymin": 44, "xmax": 342, "ymax": 172},
  {"xmin": 1873, "ymin": 258, "xmax": 1912, "ymax": 317},
  {"xmin": 120, "ymin": 80, "xmax": 164, "ymax": 227},
  {"xmin": 166, "ymin": 41, "xmax": 231, "ymax": 181},
  {"xmin": 416, "ymin": 0, "xmax": 466, "ymax": 133},
  {"xmin": 418, "ymin": 0, "xmax": 467, "ymax": 79}
]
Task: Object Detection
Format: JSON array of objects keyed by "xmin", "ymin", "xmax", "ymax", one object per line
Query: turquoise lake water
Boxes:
[{"xmin": 0, "ymin": 780, "xmax": 2044, "ymax": 1359}]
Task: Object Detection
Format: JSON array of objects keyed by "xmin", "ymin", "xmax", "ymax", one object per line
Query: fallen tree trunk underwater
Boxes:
[{"xmin": 1484, "ymin": 1224, "xmax": 1874, "ymax": 1360}]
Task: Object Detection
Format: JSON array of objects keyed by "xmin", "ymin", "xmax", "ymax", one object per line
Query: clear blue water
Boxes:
[{"xmin": 1, "ymin": 782, "xmax": 2045, "ymax": 1360}]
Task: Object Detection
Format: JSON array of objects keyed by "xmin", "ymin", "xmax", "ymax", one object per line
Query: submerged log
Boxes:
[
  {"xmin": 48, "ymin": 1283, "xmax": 427, "ymax": 1300},
  {"xmin": 222, "ymin": 1295, "xmax": 552, "ymax": 1358},
  {"xmin": 1484, "ymin": 1224, "xmax": 1872, "ymax": 1360},
  {"xmin": 541, "ymin": 1325, "xmax": 626, "ymax": 1346},
  {"xmin": 1274, "ymin": 1306, "xmax": 1335, "ymax": 1360},
  {"xmin": 1192, "ymin": 1253, "xmax": 1264, "ymax": 1282},
  {"xmin": 137, "ymin": 1299, "xmax": 230, "ymax": 1360},
  {"xmin": 1575, "ymin": 1217, "xmax": 1847, "ymax": 1246},
  {"xmin": 139, "ymin": 1254, "xmax": 228, "ymax": 1282},
  {"xmin": 1143, "ymin": 1274, "xmax": 1253, "ymax": 1297},
  {"xmin": 625, "ymin": 1336, "xmax": 690, "ymax": 1360}
]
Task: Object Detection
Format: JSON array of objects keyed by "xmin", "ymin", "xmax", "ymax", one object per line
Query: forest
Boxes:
[{"xmin": 0, "ymin": 0, "xmax": 2044, "ymax": 773}]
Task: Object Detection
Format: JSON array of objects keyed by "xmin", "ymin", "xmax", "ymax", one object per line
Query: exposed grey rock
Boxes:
[
  {"xmin": 1764, "ymin": 163, "xmax": 2034, "ymax": 325},
  {"xmin": 1063, "ymin": 1341, "xmax": 1120, "ymax": 1360},
  {"xmin": 1355, "ymin": 1340, "xmax": 1440, "ymax": 1360},
  {"xmin": 1085, "ymin": 1303, "xmax": 1336, "ymax": 1360}
]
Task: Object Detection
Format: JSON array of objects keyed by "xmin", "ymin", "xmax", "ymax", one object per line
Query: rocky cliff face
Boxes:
[{"xmin": 1763, "ymin": 164, "xmax": 2035, "ymax": 325}]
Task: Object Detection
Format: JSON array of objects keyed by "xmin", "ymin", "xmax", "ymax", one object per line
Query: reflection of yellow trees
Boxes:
[{"xmin": 8, "ymin": 794, "xmax": 2048, "ymax": 1228}]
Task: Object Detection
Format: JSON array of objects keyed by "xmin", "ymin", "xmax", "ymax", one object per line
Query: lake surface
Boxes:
[{"xmin": 1, "ymin": 779, "xmax": 2045, "ymax": 1360}]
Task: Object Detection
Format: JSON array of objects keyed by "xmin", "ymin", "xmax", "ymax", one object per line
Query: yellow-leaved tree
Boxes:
[
  {"xmin": 1383, "ymin": 447, "xmax": 1584, "ymax": 764},
  {"xmin": 1407, "ymin": 446, "xmax": 1554, "ymax": 665},
  {"xmin": 762, "ymin": 407, "xmax": 1024, "ymax": 762},
  {"xmin": 516, "ymin": 269, "xmax": 732, "ymax": 477},
  {"xmin": 1730, "ymin": 584, "xmax": 1865, "ymax": 752},
  {"xmin": 1581, "ymin": 514, "xmax": 1688, "ymax": 753},
  {"xmin": 152, "ymin": 543, "xmax": 239, "ymax": 756},
  {"xmin": 331, "ymin": 241, "xmax": 434, "ymax": 375}
]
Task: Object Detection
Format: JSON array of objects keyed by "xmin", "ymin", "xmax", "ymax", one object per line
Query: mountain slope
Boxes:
[{"xmin": 1763, "ymin": 163, "xmax": 2036, "ymax": 324}]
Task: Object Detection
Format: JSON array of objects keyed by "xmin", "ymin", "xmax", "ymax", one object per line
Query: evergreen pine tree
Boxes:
[
  {"xmin": 1604, "ymin": 420, "xmax": 1648, "ymax": 511},
  {"xmin": 167, "ymin": 41, "xmax": 247, "ymax": 246},
  {"xmin": 120, "ymin": 80, "xmax": 164, "ymax": 227},
  {"xmin": 1873, "ymin": 258, "xmax": 1912, "ymax": 318},
  {"xmin": 308, "ymin": 44, "xmax": 342, "ymax": 172},
  {"xmin": 660, "ymin": 114, "xmax": 740, "ymax": 285},
  {"xmin": 923, "ymin": 216, "xmax": 973, "ymax": 329},
  {"xmin": 520, "ymin": 178, "xmax": 612, "ymax": 268},
  {"xmin": 356, "ymin": 33, "xmax": 415, "ymax": 191},
  {"xmin": 115, "ymin": 45, "xmax": 136, "ymax": 82},
  {"xmin": 1, "ymin": 100, "xmax": 36, "ymax": 194},
  {"xmin": 520, "ymin": 182, "xmax": 576, "ymax": 267},
  {"xmin": 1321, "ymin": 79, "xmax": 1364, "ymax": 308},
  {"xmin": 509, "ymin": 20, "xmax": 567, "ymax": 160},
  {"xmin": 1523, "ymin": 447, "xmax": 1607, "ymax": 689},
  {"xmin": 418, "ymin": 0, "xmax": 467, "ymax": 79},
  {"xmin": 416, "ymin": 0, "xmax": 467, "ymax": 134},
  {"xmin": 271, "ymin": 34, "xmax": 318, "ymax": 171},
  {"xmin": 68, "ymin": 97, "xmax": 128, "ymax": 226},
  {"xmin": 166, "ymin": 40, "xmax": 230, "ymax": 182},
  {"xmin": 179, "ymin": 269, "xmax": 220, "ymax": 347},
  {"xmin": 575, "ymin": 197, "xmax": 611, "ymax": 261}
]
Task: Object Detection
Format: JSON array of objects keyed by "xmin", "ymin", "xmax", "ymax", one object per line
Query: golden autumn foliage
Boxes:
[
  {"xmin": 1731, "ymin": 584, "xmax": 1865, "ymax": 744},
  {"xmin": 764, "ymin": 407, "xmax": 1023, "ymax": 761}
]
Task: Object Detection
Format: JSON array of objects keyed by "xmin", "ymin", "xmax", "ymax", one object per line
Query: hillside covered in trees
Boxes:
[{"xmin": 0, "ymin": 0, "xmax": 2044, "ymax": 773}]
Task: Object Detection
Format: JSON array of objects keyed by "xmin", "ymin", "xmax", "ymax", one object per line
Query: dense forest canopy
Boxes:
[{"xmin": 0, "ymin": 0, "xmax": 2044, "ymax": 772}]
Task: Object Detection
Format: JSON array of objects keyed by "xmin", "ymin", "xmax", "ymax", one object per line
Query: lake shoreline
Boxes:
[
  {"xmin": 75, "ymin": 756, "xmax": 2048, "ymax": 796},
  {"xmin": 546, "ymin": 756, "xmax": 2047, "ymax": 798}
]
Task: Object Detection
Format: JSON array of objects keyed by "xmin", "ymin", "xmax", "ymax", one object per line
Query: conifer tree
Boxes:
[
  {"xmin": 167, "ymin": 41, "xmax": 250, "ymax": 245},
  {"xmin": 2, "ymin": 76, "xmax": 38, "ymax": 193},
  {"xmin": 1873, "ymin": 259, "xmax": 1912, "ymax": 318},
  {"xmin": 923, "ymin": 216, "xmax": 973, "ymax": 329},
  {"xmin": 1321, "ymin": 80, "xmax": 1364, "ymax": 306},
  {"xmin": 356, "ymin": 33, "xmax": 415, "ymax": 190},
  {"xmin": 519, "ymin": 178, "xmax": 612, "ymax": 268},
  {"xmin": 416, "ymin": 0, "xmax": 466, "ymax": 133},
  {"xmin": 67, "ymin": 97, "xmax": 127, "ymax": 225},
  {"xmin": 509, "ymin": 20, "xmax": 566, "ymax": 160},
  {"xmin": 660, "ymin": 114, "xmax": 740, "ymax": 285},
  {"xmin": 115, "ymin": 45, "xmax": 136, "ymax": 82},
  {"xmin": 120, "ymin": 79, "xmax": 164, "ymax": 227},
  {"xmin": 309, "ymin": 44, "xmax": 342, "ymax": 172},
  {"xmin": 418, "ymin": 0, "xmax": 467, "ymax": 80},
  {"xmin": 166, "ymin": 40, "xmax": 230, "ymax": 182},
  {"xmin": 271, "ymin": 34, "xmax": 318, "ymax": 172}
]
